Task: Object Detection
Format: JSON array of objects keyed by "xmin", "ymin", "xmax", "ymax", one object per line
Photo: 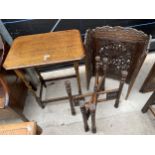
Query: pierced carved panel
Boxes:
[
  {"xmin": 100, "ymin": 42, "xmax": 132, "ymax": 70},
  {"xmin": 85, "ymin": 26, "xmax": 150, "ymax": 80},
  {"xmin": 95, "ymin": 38, "xmax": 141, "ymax": 82}
]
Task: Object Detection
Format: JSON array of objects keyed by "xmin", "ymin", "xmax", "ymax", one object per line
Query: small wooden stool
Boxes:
[{"xmin": 65, "ymin": 53, "xmax": 128, "ymax": 133}]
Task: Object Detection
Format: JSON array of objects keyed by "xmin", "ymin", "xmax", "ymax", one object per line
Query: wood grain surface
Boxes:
[
  {"xmin": 3, "ymin": 29, "xmax": 85, "ymax": 70},
  {"xmin": 0, "ymin": 121, "xmax": 37, "ymax": 135}
]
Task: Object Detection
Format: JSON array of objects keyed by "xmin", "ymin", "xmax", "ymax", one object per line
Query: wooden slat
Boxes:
[
  {"xmin": 0, "ymin": 122, "xmax": 37, "ymax": 135},
  {"xmin": 140, "ymin": 62, "xmax": 155, "ymax": 93},
  {"xmin": 149, "ymin": 106, "xmax": 155, "ymax": 117}
]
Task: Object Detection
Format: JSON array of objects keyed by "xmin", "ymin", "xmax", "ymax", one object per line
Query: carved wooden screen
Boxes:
[
  {"xmin": 84, "ymin": 29, "xmax": 94, "ymax": 88},
  {"xmin": 140, "ymin": 62, "xmax": 155, "ymax": 93},
  {"xmin": 85, "ymin": 26, "xmax": 150, "ymax": 99}
]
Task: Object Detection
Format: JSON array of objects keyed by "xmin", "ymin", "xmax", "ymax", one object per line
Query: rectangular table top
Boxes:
[{"xmin": 3, "ymin": 29, "xmax": 85, "ymax": 70}]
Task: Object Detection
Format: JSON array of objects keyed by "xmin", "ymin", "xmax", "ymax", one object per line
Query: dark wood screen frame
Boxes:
[
  {"xmin": 140, "ymin": 62, "xmax": 155, "ymax": 93},
  {"xmin": 84, "ymin": 26, "xmax": 151, "ymax": 99}
]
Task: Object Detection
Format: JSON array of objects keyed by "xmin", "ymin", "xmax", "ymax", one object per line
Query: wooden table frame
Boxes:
[
  {"xmin": 4, "ymin": 30, "xmax": 85, "ymax": 108},
  {"xmin": 65, "ymin": 55, "xmax": 128, "ymax": 133},
  {"xmin": 14, "ymin": 61, "xmax": 82, "ymax": 108}
]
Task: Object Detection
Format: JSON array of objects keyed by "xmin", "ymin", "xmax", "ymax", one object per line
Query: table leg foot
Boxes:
[
  {"xmin": 74, "ymin": 62, "xmax": 82, "ymax": 95},
  {"xmin": 90, "ymin": 105, "xmax": 96, "ymax": 134},
  {"xmin": 80, "ymin": 103, "xmax": 89, "ymax": 132},
  {"xmin": 36, "ymin": 98, "xmax": 45, "ymax": 109}
]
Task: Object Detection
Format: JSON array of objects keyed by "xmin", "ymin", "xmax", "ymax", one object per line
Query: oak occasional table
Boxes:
[{"xmin": 3, "ymin": 29, "xmax": 85, "ymax": 108}]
